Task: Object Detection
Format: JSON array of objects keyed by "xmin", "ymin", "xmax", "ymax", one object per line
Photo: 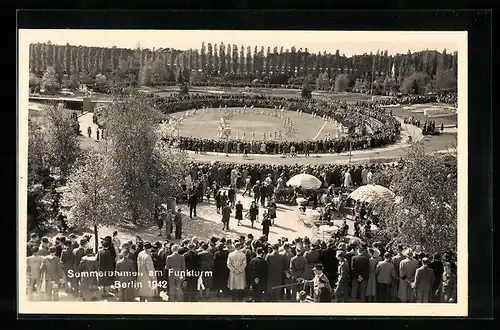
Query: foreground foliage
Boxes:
[{"xmin": 374, "ymin": 145, "xmax": 457, "ymax": 255}]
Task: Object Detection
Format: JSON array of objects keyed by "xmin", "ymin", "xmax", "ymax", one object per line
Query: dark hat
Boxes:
[
  {"xmin": 85, "ymin": 247, "xmax": 94, "ymax": 254},
  {"xmin": 154, "ymin": 241, "xmax": 162, "ymax": 249},
  {"xmin": 143, "ymin": 242, "xmax": 153, "ymax": 249},
  {"xmin": 313, "ymin": 264, "xmax": 324, "ymax": 271},
  {"xmin": 30, "ymin": 233, "xmax": 38, "ymax": 238},
  {"xmin": 256, "ymin": 247, "xmax": 264, "ymax": 254},
  {"xmin": 272, "ymin": 243, "xmax": 279, "ymax": 250},
  {"xmin": 79, "ymin": 238, "xmax": 88, "ymax": 245},
  {"xmin": 48, "ymin": 246, "xmax": 57, "ymax": 253},
  {"xmin": 201, "ymin": 242, "xmax": 209, "ymax": 249},
  {"xmin": 103, "ymin": 236, "xmax": 112, "ymax": 241}
]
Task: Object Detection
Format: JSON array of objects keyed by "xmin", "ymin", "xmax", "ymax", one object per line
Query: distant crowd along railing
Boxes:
[{"xmin": 151, "ymin": 93, "xmax": 401, "ymax": 155}]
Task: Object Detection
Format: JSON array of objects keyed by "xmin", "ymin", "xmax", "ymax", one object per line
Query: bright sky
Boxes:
[{"xmin": 20, "ymin": 30, "xmax": 461, "ymax": 56}]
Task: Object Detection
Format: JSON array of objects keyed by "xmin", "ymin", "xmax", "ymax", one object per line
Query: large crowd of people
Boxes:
[
  {"xmin": 374, "ymin": 92, "xmax": 458, "ymax": 107},
  {"xmin": 26, "ymin": 229, "xmax": 457, "ymax": 304},
  {"xmin": 25, "ymin": 153, "xmax": 458, "ymax": 304},
  {"xmin": 151, "ymin": 94, "xmax": 401, "ymax": 155}
]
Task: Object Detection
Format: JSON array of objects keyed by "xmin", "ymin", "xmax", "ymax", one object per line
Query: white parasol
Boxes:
[
  {"xmin": 348, "ymin": 184, "xmax": 396, "ymax": 210},
  {"xmin": 286, "ymin": 173, "xmax": 322, "ymax": 190}
]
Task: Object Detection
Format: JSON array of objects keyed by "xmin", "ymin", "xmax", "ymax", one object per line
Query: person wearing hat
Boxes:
[
  {"xmin": 79, "ymin": 247, "xmax": 98, "ymax": 301},
  {"xmin": 174, "ymin": 208, "xmax": 183, "ymax": 239},
  {"xmin": 265, "ymin": 243, "xmax": 284, "ymax": 302},
  {"xmin": 213, "ymin": 242, "xmax": 230, "ymax": 299},
  {"xmin": 280, "ymin": 243, "xmax": 295, "ymax": 301},
  {"xmin": 227, "ymin": 242, "xmax": 247, "ymax": 302},
  {"xmin": 198, "ymin": 242, "xmax": 214, "ymax": 300},
  {"xmin": 300, "ymin": 264, "xmax": 332, "ymax": 302},
  {"xmin": 136, "ymin": 242, "xmax": 158, "ymax": 302},
  {"xmin": 39, "ymin": 246, "xmax": 66, "ymax": 301},
  {"xmin": 183, "ymin": 242, "xmax": 201, "ymax": 302},
  {"xmin": 248, "ymin": 247, "xmax": 268, "ymax": 302},
  {"xmin": 414, "ymin": 257, "xmax": 435, "ymax": 303},
  {"xmin": 334, "ymin": 249, "xmax": 349, "ymax": 302},
  {"xmin": 115, "ymin": 248, "xmax": 137, "ymax": 302},
  {"xmin": 398, "ymin": 248, "xmax": 419, "ymax": 303},
  {"xmin": 70, "ymin": 237, "xmax": 88, "ymax": 298},
  {"xmin": 289, "ymin": 246, "xmax": 307, "ymax": 301},
  {"xmin": 96, "ymin": 236, "xmax": 116, "ymax": 298},
  {"xmin": 165, "ymin": 244, "xmax": 187, "ymax": 302},
  {"xmin": 366, "ymin": 247, "xmax": 382, "ymax": 302},
  {"xmin": 320, "ymin": 239, "xmax": 338, "ymax": 292}
]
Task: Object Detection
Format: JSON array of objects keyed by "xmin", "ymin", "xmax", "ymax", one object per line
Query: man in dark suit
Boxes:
[
  {"xmin": 188, "ymin": 191, "xmax": 198, "ymax": 219},
  {"xmin": 320, "ymin": 239, "xmax": 338, "ymax": 288},
  {"xmin": 350, "ymin": 245, "xmax": 370, "ymax": 302},
  {"xmin": 248, "ymin": 247, "xmax": 268, "ymax": 302},
  {"xmin": 183, "ymin": 243, "xmax": 200, "ymax": 302},
  {"xmin": 414, "ymin": 257, "xmax": 435, "ymax": 303}
]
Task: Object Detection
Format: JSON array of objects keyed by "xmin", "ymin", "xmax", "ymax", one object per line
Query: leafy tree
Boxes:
[
  {"xmin": 432, "ymin": 69, "xmax": 457, "ymax": 91},
  {"xmin": 376, "ymin": 144, "xmax": 457, "ymax": 255},
  {"xmin": 190, "ymin": 70, "xmax": 207, "ymax": 84},
  {"xmin": 301, "ymin": 81, "xmax": 312, "ymax": 99},
  {"xmin": 101, "ymin": 93, "xmax": 162, "ymax": 224},
  {"xmin": 40, "ymin": 66, "xmax": 60, "ymax": 94},
  {"xmin": 400, "ymin": 72, "xmax": 429, "ymax": 95},
  {"xmin": 94, "ymin": 73, "xmax": 107, "ymax": 92},
  {"xmin": 40, "ymin": 105, "xmax": 81, "ymax": 178},
  {"xmin": 316, "ymin": 72, "xmax": 330, "ymax": 88},
  {"xmin": 28, "ymin": 119, "xmax": 49, "ymax": 185},
  {"xmin": 79, "ymin": 71, "xmax": 94, "ymax": 86},
  {"xmin": 61, "ymin": 150, "xmax": 125, "ymax": 252},
  {"xmin": 334, "ymin": 74, "xmax": 349, "ymax": 92},
  {"xmin": 29, "ymin": 73, "xmax": 40, "ymax": 93},
  {"xmin": 148, "ymin": 140, "xmax": 188, "ymax": 221},
  {"xmin": 139, "ymin": 62, "xmax": 153, "ymax": 86}
]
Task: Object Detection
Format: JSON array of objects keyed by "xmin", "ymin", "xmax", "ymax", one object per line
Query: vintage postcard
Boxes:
[{"xmin": 18, "ymin": 29, "xmax": 467, "ymax": 316}]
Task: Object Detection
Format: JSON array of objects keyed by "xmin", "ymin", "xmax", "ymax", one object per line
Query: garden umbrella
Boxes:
[
  {"xmin": 348, "ymin": 184, "xmax": 396, "ymax": 212},
  {"xmin": 286, "ymin": 173, "xmax": 322, "ymax": 190}
]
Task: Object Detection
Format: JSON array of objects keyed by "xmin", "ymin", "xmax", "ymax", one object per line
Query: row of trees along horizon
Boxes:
[{"xmin": 29, "ymin": 41, "xmax": 458, "ymax": 95}]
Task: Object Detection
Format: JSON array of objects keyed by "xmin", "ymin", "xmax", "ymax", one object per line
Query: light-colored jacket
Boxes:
[
  {"xmin": 136, "ymin": 250, "xmax": 157, "ymax": 298},
  {"xmin": 227, "ymin": 249, "xmax": 247, "ymax": 290}
]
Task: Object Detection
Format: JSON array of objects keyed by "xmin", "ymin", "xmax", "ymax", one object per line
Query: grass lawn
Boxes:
[
  {"xmin": 389, "ymin": 105, "xmax": 457, "ymax": 127},
  {"xmin": 172, "ymin": 108, "xmax": 342, "ymax": 141}
]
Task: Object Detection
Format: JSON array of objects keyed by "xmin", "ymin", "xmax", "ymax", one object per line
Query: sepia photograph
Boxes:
[{"xmin": 18, "ymin": 29, "xmax": 467, "ymax": 316}]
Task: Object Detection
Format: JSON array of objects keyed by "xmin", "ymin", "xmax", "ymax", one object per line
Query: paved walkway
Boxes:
[
  {"xmin": 84, "ymin": 187, "xmax": 355, "ymax": 250},
  {"xmin": 79, "ymin": 112, "xmax": 100, "ymax": 141}
]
